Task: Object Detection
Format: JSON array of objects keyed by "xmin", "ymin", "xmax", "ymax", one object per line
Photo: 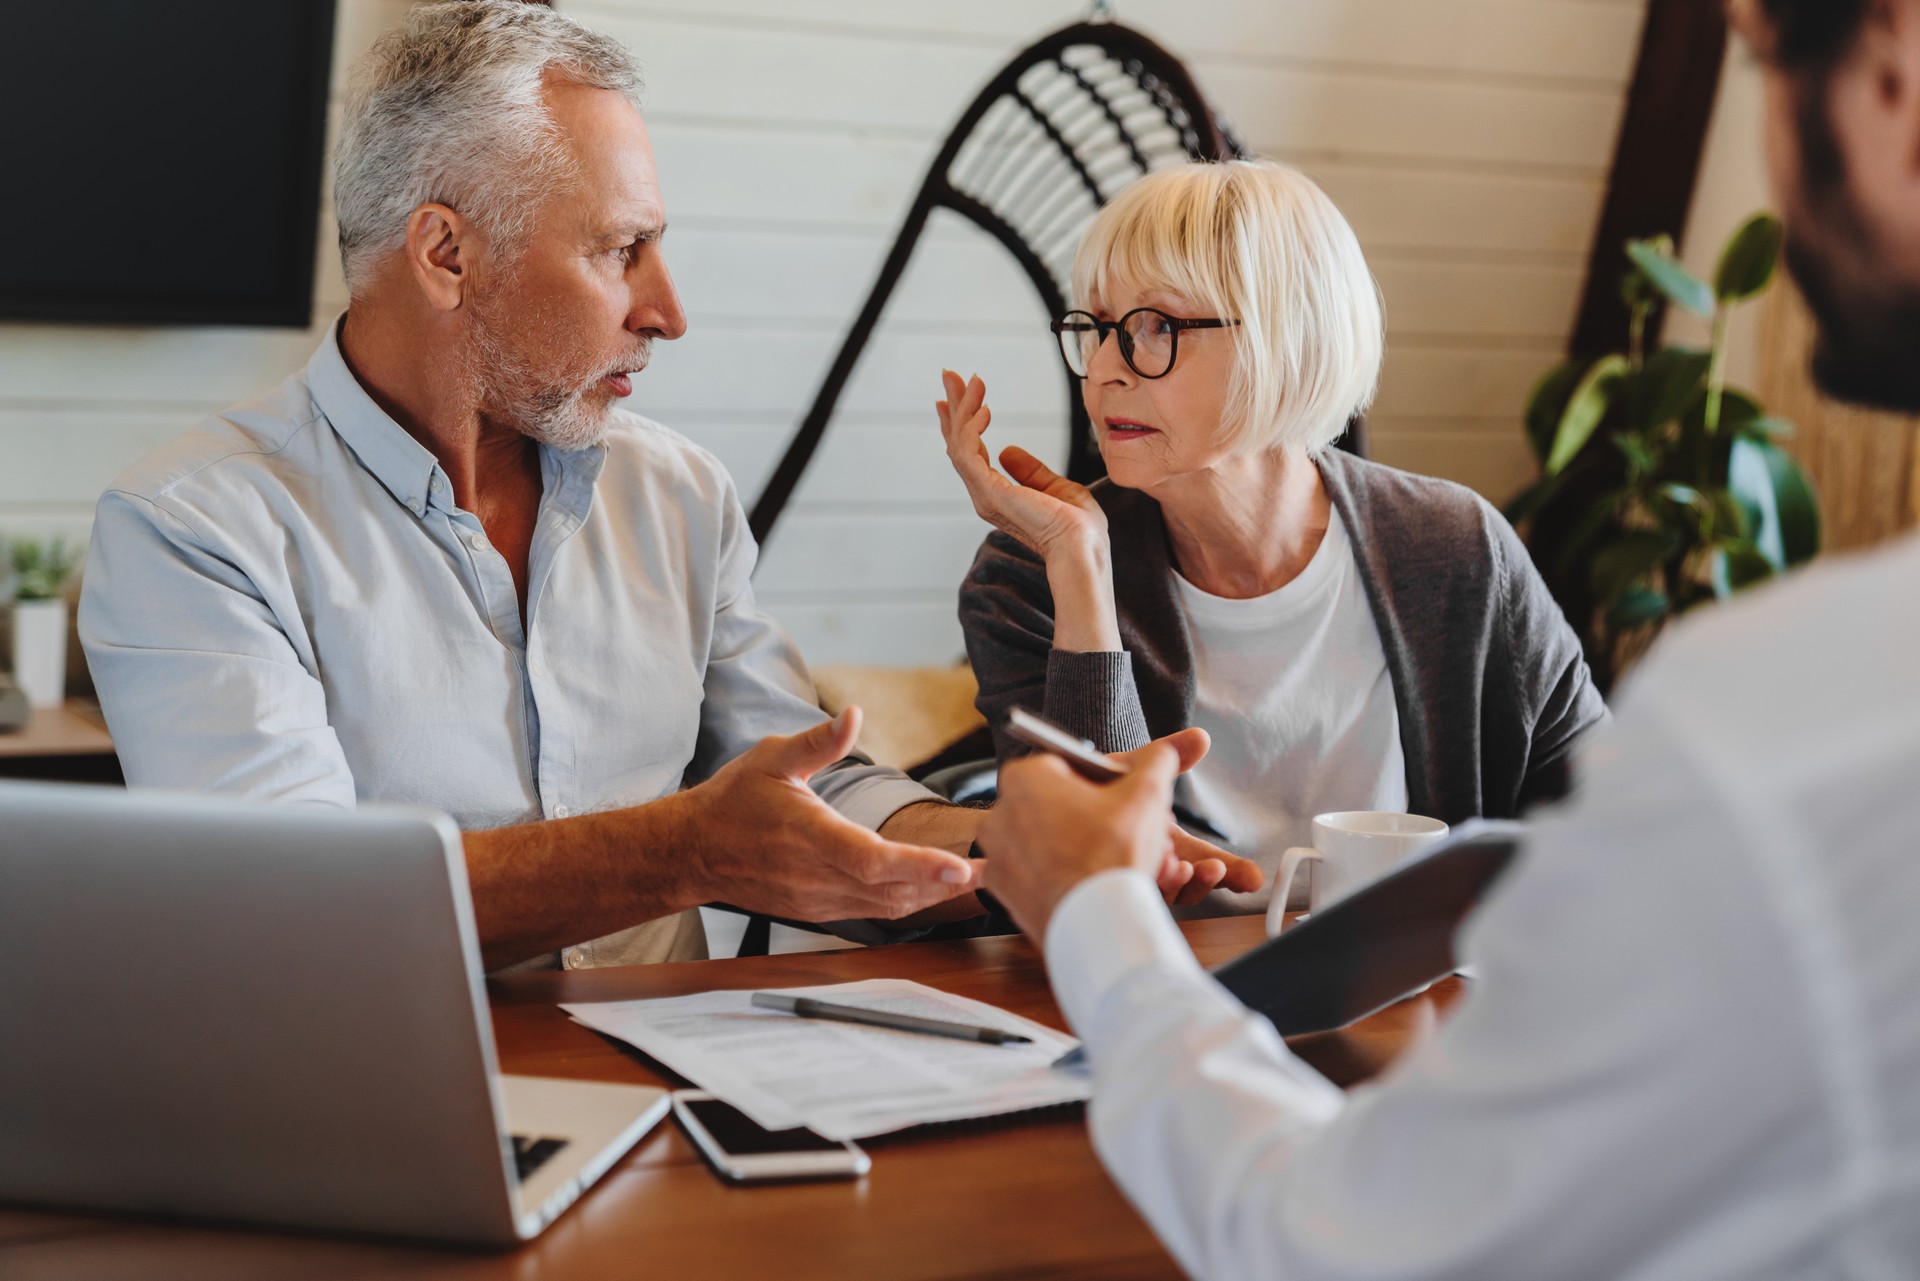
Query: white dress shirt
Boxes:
[
  {"xmin": 1176, "ymin": 508, "xmax": 1408, "ymax": 916},
  {"xmin": 1046, "ymin": 530, "xmax": 1920, "ymax": 1280},
  {"xmin": 79, "ymin": 321, "xmax": 934, "ymax": 969}
]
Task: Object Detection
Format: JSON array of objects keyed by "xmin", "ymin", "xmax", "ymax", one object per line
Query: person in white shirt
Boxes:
[{"xmin": 970, "ymin": 0, "xmax": 1920, "ymax": 1275}]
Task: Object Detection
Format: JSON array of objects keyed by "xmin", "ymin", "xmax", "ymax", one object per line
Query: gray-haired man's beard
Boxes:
[
  {"xmin": 465, "ymin": 309, "xmax": 649, "ymax": 452},
  {"xmin": 1783, "ymin": 82, "xmax": 1920, "ymax": 415},
  {"xmin": 502, "ymin": 379, "xmax": 614, "ymax": 453}
]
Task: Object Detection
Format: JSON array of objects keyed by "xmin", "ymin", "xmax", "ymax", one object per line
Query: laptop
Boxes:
[
  {"xmin": 0, "ymin": 781, "xmax": 669, "ymax": 1246},
  {"xmin": 1211, "ymin": 820, "xmax": 1526, "ymax": 1037}
]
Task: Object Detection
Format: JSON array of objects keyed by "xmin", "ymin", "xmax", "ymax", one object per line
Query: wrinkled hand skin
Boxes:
[
  {"xmin": 681, "ymin": 706, "xmax": 977, "ymax": 922},
  {"xmin": 937, "ymin": 369, "xmax": 1107, "ymax": 563},
  {"xmin": 978, "ymin": 733, "xmax": 1264, "ymax": 941}
]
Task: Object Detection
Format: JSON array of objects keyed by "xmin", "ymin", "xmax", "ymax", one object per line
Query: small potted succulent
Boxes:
[{"xmin": 7, "ymin": 535, "xmax": 81, "ymax": 709}]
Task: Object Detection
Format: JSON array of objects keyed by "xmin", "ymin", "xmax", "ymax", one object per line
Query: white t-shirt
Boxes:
[{"xmin": 1173, "ymin": 508, "xmax": 1407, "ymax": 915}]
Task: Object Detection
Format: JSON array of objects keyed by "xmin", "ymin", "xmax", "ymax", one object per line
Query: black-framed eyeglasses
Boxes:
[{"xmin": 1050, "ymin": 308, "xmax": 1240, "ymax": 380}]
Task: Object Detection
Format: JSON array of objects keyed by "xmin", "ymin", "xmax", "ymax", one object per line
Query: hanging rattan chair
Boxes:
[{"xmin": 747, "ymin": 17, "xmax": 1371, "ymax": 547}]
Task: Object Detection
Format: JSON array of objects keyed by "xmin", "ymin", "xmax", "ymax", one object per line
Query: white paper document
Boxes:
[{"xmin": 561, "ymin": 978, "xmax": 1088, "ymax": 1140}]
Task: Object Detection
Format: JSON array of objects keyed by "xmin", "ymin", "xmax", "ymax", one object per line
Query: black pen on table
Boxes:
[{"xmin": 751, "ymin": 991, "xmax": 1032, "ymax": 1046}]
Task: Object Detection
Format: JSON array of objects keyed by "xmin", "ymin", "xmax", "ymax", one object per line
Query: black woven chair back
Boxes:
[{"xmin": 748, "ymin": 20, "xmax": 1364, "ymax": 547}]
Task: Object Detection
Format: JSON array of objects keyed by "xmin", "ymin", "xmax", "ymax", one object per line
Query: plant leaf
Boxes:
[
  {"xmin": 1621, "ymin": 268, "xmax": 1655, "ymax": 311},
  {"xmin": 1727, "ymin": 491, "xmax": 1762, "ymax": 543},
  {"xmin": 1613, "ymin": 432, "xmax": 1661, "ymax": 479},
  {"xmin": 1625, "ymin": 347, "xmax": 1712, "ymax": 431},
  {"xmin": 1551, "ymin": 489, "xmax": 1628, "ymax": 579},
  {"xmin": 1608, "ymin": 585, "xmax": 1671, "ymax": 629},
  {"xmin": 1546, "ymin": 354, "xmax": 1629, "ymax": 476},
  {"xmin": 1589, "ymin": 529, "xmax": 1674, "ymax": 605},
  {"xmin": 1679, "ymin": 389, "xmax": 1755, "ymax": 486},
  {"xmin": 1714, "ymin": 212, "xmax": 1784, "ymax": 302},
  {"xmin": 1729, "ymin": 437, "xmax": 1822, "ymax": 569},
  {"xmin": 6, "ymin": 535, "xmax": 78, "ymax": 603},
  {"xmin": 1685, "ymin": 388, "xmax": 1762, "ymax": 440},
  {"xmin": 1524, "ymin": 358, "xmax": 1594, "ymax": 465},
  {"xmin": 1627, "ymin": 239, "xmax": 1715, "ymax": 317},
  {"xmin": 1658, "ymin": 483, "xmax": 1710, "ymax": 541},
  {"xmin": 1710, "ymin": 541, "xmax": 1775, "ymax": 598},
  {"xmin": 1504, "ymin": 469, "xmax": 1571, "ymax": 527},
  {"xmin": 1738, "ymin": 415, "xmax": 1796, "ymax": 442}
]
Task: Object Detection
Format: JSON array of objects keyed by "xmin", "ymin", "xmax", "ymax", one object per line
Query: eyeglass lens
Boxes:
[{"xmin": 1056, "ymin": 310, "xmax": 1180, "ymax": 379}]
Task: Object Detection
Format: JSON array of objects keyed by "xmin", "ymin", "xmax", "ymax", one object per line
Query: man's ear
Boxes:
[
  {"xmin": 1859, "ymin": 0, "xmax": 1920, "ymax": 175},
  {"xmin": 1823, "ymin": 0, "xmax": 1920, "ymax": 221},
  {"xmin": 1887, "ymin": 0, "xmax": 1920, "ymax": 180},
  {"xmin": 402, "ymin": 203, "xmax": 469, "ymax": 313}
]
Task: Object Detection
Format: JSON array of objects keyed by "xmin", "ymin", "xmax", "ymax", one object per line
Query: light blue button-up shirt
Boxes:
[{"xmin": 78, "ymin": 322, "xmax": 933, "ymax": 967}]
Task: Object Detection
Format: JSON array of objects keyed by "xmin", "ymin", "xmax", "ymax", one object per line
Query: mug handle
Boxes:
[{"xmin": 1265, "ymin": 847, "xmax": 1322, "ymax": 938}]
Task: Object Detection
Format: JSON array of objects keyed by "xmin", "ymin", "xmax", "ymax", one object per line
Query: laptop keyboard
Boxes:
[{"xmin": 511, "ymin": 1134, "xmax": 571, "ymax": 1181}]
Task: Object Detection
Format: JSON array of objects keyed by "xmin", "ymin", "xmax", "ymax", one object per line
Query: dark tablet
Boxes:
[{"xmin": 1211, "ymin": 821, "xmax": 1526, "ymax": 1038}]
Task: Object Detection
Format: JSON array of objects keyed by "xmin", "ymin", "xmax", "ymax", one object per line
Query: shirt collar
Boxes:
[
  {"xmin": 540, "ymin": 430, "xmax": 609, "ymax": 530},
  {"xmin": 306, "ymin": 315, "xmax": 445, "ymax": 519},
  {"xmin": 304, "ymin": 314, "xmax": 610, "ymax": 522}
]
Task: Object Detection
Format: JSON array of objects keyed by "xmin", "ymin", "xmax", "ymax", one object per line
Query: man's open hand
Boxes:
[{"xmin": 682, "ymin": 707, "xmax": 976, "ymax": 921}]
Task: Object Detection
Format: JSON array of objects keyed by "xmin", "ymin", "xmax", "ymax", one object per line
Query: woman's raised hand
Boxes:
[{"xmin": 936, "ymin": 370, "xmax": 1106, "ymax": 562}]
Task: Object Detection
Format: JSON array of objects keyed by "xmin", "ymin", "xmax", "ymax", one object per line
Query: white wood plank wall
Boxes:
[{"xmin": 0, "ymin": 0, "xmax": 1649, "ymax": 667}]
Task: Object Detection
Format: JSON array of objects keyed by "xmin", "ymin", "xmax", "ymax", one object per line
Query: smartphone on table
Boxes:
[{"xmin": 671, "ymin": 1090, "xmax": 870, "ymax": 1183}]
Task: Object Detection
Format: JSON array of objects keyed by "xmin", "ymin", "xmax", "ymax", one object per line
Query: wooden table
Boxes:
[
  {"xmin": 0, "ymin": 700, "xmax": 120, "ymax": 783},
  {"xmin": 0, "ymin": 917, "xmax": 1461, "ymax": 1280}
]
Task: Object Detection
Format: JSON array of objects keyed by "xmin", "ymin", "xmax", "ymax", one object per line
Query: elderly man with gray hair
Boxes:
[{"xmin": 76, "ymin": 0, "xmax": 1004, "ymax": 970}]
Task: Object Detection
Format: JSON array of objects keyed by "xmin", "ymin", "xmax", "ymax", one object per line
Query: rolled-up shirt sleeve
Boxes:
[{"xmin": 78, "ymin": 488, "xmax": 357, "ymax": 807}]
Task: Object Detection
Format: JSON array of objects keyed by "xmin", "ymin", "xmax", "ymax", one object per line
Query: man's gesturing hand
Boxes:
[
  {"xmin": 679, "ymin": 707, "xmax": 976, "ymax": 921},
  {"xmin": 976, "ymin": 741, "xmax": 1186, "ymax": 942}
]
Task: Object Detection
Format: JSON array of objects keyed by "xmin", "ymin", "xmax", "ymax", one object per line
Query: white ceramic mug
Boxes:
[{"xmin": 1263, "ymin": 811, "xmax": 1450, "ymax": 938}]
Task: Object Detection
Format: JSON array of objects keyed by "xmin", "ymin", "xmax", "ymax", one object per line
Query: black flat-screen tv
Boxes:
[{"xmin": 0, "ymin": 0, "xmax": 338, "ymax": 328}]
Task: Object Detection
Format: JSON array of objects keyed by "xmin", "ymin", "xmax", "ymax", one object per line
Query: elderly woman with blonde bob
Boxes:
[{"xmin": 937, "ymin": 160, "xmax": 1604, "ymax": 914}]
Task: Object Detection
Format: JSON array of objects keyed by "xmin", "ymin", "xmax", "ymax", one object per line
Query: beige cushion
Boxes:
[{"xmin": 810, "ymin": 663, "xmax": 985, "ymax": 772}]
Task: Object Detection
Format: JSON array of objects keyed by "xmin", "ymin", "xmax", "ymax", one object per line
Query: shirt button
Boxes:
[
  {"xmin": 529, "ymin": 658, "xmax": 546, "ymax": 678},
  {"xmin": 566, "ymin": 949, "xmax": 587, "ymax": 969},
  {"xmin": 466, "ymin": 534, "xmax": 485, "ymax": 551},
  {"xmin": 429, "ymin": 474, "xmax": 444, "ymax": 494},
  {"xmin": 553, "ymin": 803, "xmax": 571, "ymax": 819}
]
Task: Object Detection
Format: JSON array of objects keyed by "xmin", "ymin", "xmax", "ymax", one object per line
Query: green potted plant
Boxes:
[
  {"xmin": 1507, "ymin": 213, "xmax": 1820, "ymax": 688},
  {"xmin": 7, "ymin": 535, "xmax": 81, "ymax": 709}
]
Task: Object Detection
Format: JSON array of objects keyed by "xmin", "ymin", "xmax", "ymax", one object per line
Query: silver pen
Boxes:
[{"xmin": 751, "ymin": 991, "xmax": 1033, "ymax": 1046}]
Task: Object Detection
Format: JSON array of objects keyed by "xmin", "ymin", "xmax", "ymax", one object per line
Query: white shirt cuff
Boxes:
[{"xmin": 1045, "ymin": 868, "xmax": 1204, "ymax": 1043}]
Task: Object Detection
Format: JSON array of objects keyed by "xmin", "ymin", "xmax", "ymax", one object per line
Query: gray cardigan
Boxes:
[{"xmin": 958, "ymin": 449, "xmax": 1607, "ymax": 825}]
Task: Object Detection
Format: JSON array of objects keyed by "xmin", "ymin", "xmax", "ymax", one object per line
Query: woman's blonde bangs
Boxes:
[{"xmin": 1073, "ymin": 168, "xmax": 1240, "ymax": 326}]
